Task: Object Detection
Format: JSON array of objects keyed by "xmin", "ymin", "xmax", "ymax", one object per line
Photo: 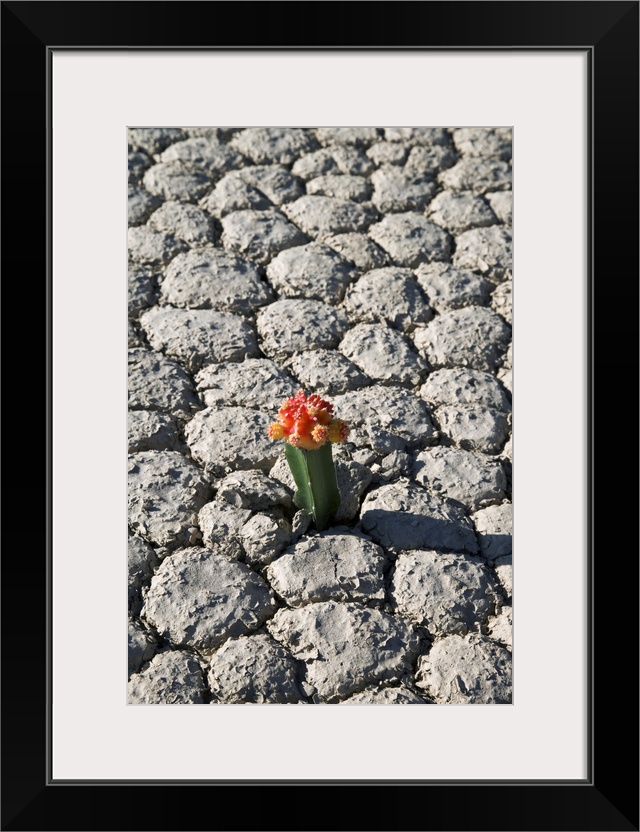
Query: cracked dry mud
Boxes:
[{"xmin": 128, "ymin": 126, "xmax": 512, "ymax": 704}]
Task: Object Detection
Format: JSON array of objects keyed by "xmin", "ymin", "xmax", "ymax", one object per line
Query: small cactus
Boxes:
[{"xmin": 267, "ymin": 391, "xmax": 350, "ymax": 531}]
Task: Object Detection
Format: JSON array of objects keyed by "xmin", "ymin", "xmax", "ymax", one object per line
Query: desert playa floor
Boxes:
[{"xmin": 127, "ymin": 126, "xmax": 513, "ymax": 705}]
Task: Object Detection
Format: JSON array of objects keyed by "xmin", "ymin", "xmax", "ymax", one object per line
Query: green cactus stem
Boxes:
[
  {"xmin": 267, "ymin": 390, "xmax": 350, "ymax": 531},
  {"xmin": 285, "ymin": 441, "xmax": 340, "ymax": 531}
]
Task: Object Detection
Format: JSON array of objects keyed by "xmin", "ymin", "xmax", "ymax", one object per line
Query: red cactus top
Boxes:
[{"xmin": 268, "ymin": 390, "xmax": 350, "ymax": 451}]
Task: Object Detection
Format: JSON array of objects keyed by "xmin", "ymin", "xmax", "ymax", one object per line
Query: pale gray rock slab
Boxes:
[
  {"xmin": 128, "ymin": 186, "xmax": 163, "ymax": 226},
  {"xmin": 128, "ymin": 265, "xmax": 159, "ymax": 318},
  {"xmin": 128, "ymin": 618, "xmax": 157, "ymax": 677},
  {"xmin": 493, "ymin": 556, "xmax": 513, "ymax": 603},
  {"xmin": 310, "ymin": 174, "xmax": 373, "ymax": 206},
  {"xmin": 240, "ymin": 512, "xmax": 292, "ymax": 568},
  {"xmin": 485, "ymin": 191, "xmax": 512, "ymax": 225},
  {"xmin": 208, "ymin": 633, "xmax": 303, "ymax": 703},
  {"xmin": 143, "ymin": 161, "xmax": 212, "ymax": 203},
  {"xmin": 128, "ymin": 409, "xmax": 181, "ymax": 454},
  {"xmin": 129, "ymin": 533, "xmax": 160, "ymax": 615},
  {"xmin": 439, "ymin": 158, "xmax": 512, "ymax": 194},
  {"xmin": 426, "ymin": 190, "xmax": 497, "ymax": 234},
  {"xmin": 353, "ymin": 449, "xmax": 378, "ymax": 467},
  {"xmin": 412, "ymin": 446, "xmax": 507, "ymax": 510},
  {"xmin": 453, "ymin": 226, "xmax": 513, "ymax": 282},
  {"xmin": 436, "ymin": 405, "xmax": 509, "ymax": 454},
  {"xmin": 403, "ymin": 144, "xmax": 458, "ymax": 176},
  {"xmin": 201, "ymin": 172, "xmax": 272, "ymax": 217},
  {"xmin": 323, "ymin": 232, "xmax": 388, "ymax": 272},
  {"xmin": 183, "ymin": 127, "xmax": 232, "ymax": 141},
  {"xmin": 323, "ymin": 145, "xmax": 376, "ymax": 176},
  {"xmin": 473, "ymin": 503, "xmax": 512, "ymax": 561},
  {"xmin": 139, "ymin": 307, "xmax": 258, "ymax": 373},
  {"xmin": 266, "ymin": 529, "xmax": 387, "ymax": 608},
  {"xmin": 265, "ymin": 451, "xmax": 313, "ymax": 497},
  {"xmin": 376, "ymin": 450, "xmax": 413, "ymax": 482},
  {"xmin": 291, "ymin": 146, "xmax": 375, "ymax": 180},
  {"xmin": 491, "ymin": 280, "xmax": 512, "ymax": 324},
  {"xmin": 161, "ymin": 249, "xmax": 272, "ymax": 314},
  {"xmin": 128, "ymin": 451, "xmax": 211, "ymax": 548},
  {"xmin": 340, "ymin": 686, "xmax": 430, "ymax": 704},
  {"xmin": 203, "ymin": 166, "xmax": 303, "ymax": 216},
  {"xmin": 415, "ymin": 634, "xmax": 512, "ymax": 703},
  {"xmin": 256, "ymin": 299, "xmax": 348, "ymax": 360},
  {"xmin": 283, "ymin": 195, "xmax": 376, "ymax": 239},
  {"xmin": 339, "ymin": 323, "xmax": 428, "ymax": 388},
  {"xmin": 197, "ymin": 500, "xmax": 252, "ymax": 558},
  {"xmin": 285, "ymin": 349, "xmax": 369, "ymax": 396},
  {"xmin": 486, "ymin": 606, "xmax": 512, "ymax": 649},
  {"xmin": 195, "ymin": 357, "xmax": 297, "ymax": 410},
  {"xmin": 366, "ymin": 141, "xmax": 409, "ymax": 166},
  {"xmin": 127, "ymin": 226, "xmax": 187, "ymax": 266},
  {"xmin": 331, "ymin": 142, "xmax": 374, "ymax": 176},
  {"xmin": 128, "ymin": 127, "xmax": 187, "ymax": 155},
  {"xmin": 368, "ymin": 213, "xmax": 452, "ymax": 267},
  {"xmin": 267, "ymin": 601, "xmax": 420, "ymax": 702},
  {"xmin": 335, "ymin": 459, "xmax": 374, "ymax": 521},
  {"xmin": 307, "ymin": 174, "xmax": 372, "ymax": 203},
  {"xmin": 420, "ymin": 367, "xmax": 510, "ymax": 412},
  {"xmin": 237, "ymin": 165, "xmax": 304, "ymax": 206},
  {"xmin": 128, "ymin": 650, "xmax": 207, "ymax": 704},
  {"xmin": 360, "ymin": 480, "xmax": 479, "ymax": 554},
  {"xmin": 291, "ymin": 509, "xmax": 313, "ymax": 539},
  {"xmin": 332, "ymin": 385, "xmax": 436, "ymax": 453},
  {"xmin": 389, "ymin": 550, "xmax": 499, "ymax": 636},
  {"xmin": 452, "ymin": 127, "xmax": 512, "ymax": 161},
  {"xmin": 128, "ymin": 348, "xmax": 202, "ymax": 420},
  {"xmin": 384, "ymin": 127, "xmax": 451, "ymax": 145},
  {"xmin": 217, "ymin": 469, "xmax": 292, "ymax": 511},
  {"xmin": 148, "ymin": 201, "xmax": 216, "ymax": 246},
  {"xmin": 160, "ymin": 137, "xmax": 245, "ymax": 174},
  {"xmin": 344, "ymin": 267, "xmax": 433, "ymax": 331},
  {"xmin": 266, "ymin": 242, "xmax": 354, "ymax": 304},
  {"xmin": 371, "ymin": 166, "xmax": 437, "ymax": 213},
  {"xmin": 414, "ymin": 262, "xmax": 490, "ymax": 313},
  {"xmin": 412, "ymin": 307, "xmax": 511, "ymax": 372},
  {"xmin": 291, "ymin": 148, "xmax": 340, "ymax": 180},
  {"xmin": 221, "ymin": 209, "xmax": 308, "ymax": 264},
  {"xmin": 315, "ymin": 127, "xmax": 382, "ymax": 147},
  {"xmin": 143, "ymin": 547, "xmax": 277, "ymax": 652},
  {"xmin": 128, "ymin": 150, "xmax": 154, "ymax": 184},
  {"xmin": 185, "ymin": 406, "xmax": 277, "ymax": 476},
  {"xmin": 231, "ymin": 127, "xmax": 318, "ymax": 164}
]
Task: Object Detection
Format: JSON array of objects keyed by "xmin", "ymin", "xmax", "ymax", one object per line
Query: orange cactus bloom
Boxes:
[
  {"xmin": 327, "ymin": 419, "xmax": 350, "ymax": 443},
  {"xmin": 267, "ymin": 390, "xmax": 350, "ymax": 451},
  {"xmin": 267, "ymin": 423, "xmax": 285, "ymax": 440}
]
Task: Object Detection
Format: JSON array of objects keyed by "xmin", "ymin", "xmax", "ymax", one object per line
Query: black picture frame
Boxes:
[{"xmin": 2, "ymin": 2, "xmax": 638, "ymax": 830}]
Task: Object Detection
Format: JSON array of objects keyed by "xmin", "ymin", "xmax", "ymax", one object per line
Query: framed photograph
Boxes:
[{"xmin": 2, "ymin": 2, "xmax": 637, "ymax": 830}]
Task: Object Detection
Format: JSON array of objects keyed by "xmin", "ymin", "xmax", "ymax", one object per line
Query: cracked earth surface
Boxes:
[{"xmin": 128, "ymin": 126, "xmax": 512, "ymax": 704}]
